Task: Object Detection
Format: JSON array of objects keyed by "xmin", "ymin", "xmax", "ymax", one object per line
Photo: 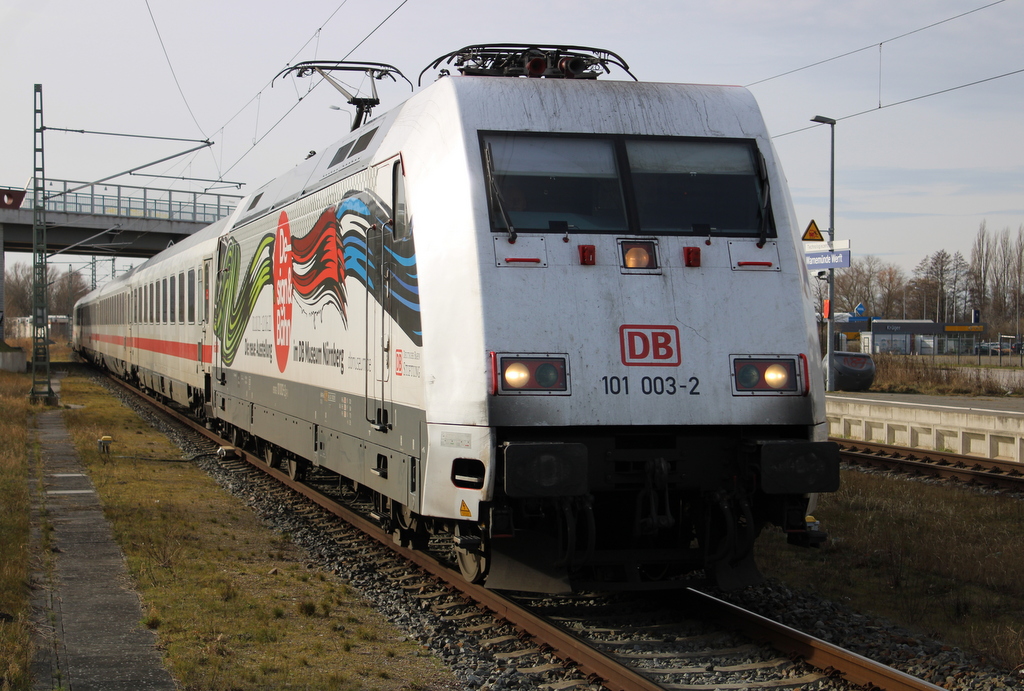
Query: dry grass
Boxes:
[
  {"xmin": 2, "ymin": 339, "xmax": 71, "ymax": 364},
  {"xmin": 757, "ymin": 469, "xmax": 1024, "ymax": 670},
  {"xmin": 0, "ymin": 371, "xmax": 32, "ymax": 691},
  {"xmin": 55, "ymin": 372, "xmax": 457, "ymax": 690},
  {"xmin": 871, "ymin": 353, "xmax": 1024, "ymax": 395}
]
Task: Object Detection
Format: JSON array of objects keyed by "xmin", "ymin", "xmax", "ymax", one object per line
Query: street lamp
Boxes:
[{"xmin": 811, "ymin": 115, "xmax": 837, "ymax": 392}]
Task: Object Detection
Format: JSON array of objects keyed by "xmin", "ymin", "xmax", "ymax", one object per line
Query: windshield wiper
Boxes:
[{"xmin": 483, "ymin": 143, "xmax": 517, "ymax": 243}]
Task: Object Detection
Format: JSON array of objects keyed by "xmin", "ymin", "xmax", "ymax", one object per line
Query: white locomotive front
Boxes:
[{"xmin": 75, "ymin": 45, "xmax": 838, "ymax": 592}]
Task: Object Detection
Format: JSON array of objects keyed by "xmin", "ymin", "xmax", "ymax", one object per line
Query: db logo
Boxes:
[
  {"xmin": 394, "ymin": 349, "xmax": 403, "ymax": 376},
  {"xmin": 619, "ymin": 325, "xmax": 680, "ymax": 366}
]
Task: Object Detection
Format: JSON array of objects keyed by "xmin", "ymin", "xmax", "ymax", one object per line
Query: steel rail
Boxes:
[
  {"xmin": 103, "ymin": 374, "xmax": 948, "ymax": 691},
  {"xmin": 684, "ymin": 589, "xmax": 946, "ymax": 691},
  {"xmin": 103, "ymin": 374, "xmax": 663, "ymax": 691},
  {"xmin": 835, "ymin": 438, "xmax": 1024, "ymax": 490}
]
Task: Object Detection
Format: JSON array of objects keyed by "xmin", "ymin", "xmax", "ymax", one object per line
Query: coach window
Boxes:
[
  {"xmin": 178, "ymin": 271, "xmax": 185, "ymax": 323},
  {"xmin": 162, "ymin": 278, "xmax": 168, "ymax": 323},
  {"xmin": 188, "ymin": 269, "xmax": 196, "ymax": 324},
  {"xmin": 169, "ymin": 275, "xmax": 177, "ymax": 324},
  {"xmin": 482, "ymin": 133, "xmax": 627, "ymax": 233}
]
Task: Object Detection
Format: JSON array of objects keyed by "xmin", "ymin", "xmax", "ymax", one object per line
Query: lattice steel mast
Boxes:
[{"xmin": 31, "ymin": 83, "xmax": 56, "ymax": 403}]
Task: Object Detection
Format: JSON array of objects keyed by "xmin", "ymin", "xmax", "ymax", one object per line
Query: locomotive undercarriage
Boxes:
[{"xmin": 474, "ymin": 427, "xmax": 837, "ymax": 592}]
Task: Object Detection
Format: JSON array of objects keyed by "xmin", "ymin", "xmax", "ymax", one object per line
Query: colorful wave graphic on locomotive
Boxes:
[{"xmin": 214, "ymin": 191, "xmax": 421, "ymax": 371}]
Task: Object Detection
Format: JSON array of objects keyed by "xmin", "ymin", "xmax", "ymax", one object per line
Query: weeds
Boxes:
[
  {"xmin": 758, "ymin": 469, "xmax": 1024, "ymax": 669},
  {"xmin": 53, "ymin": 371, "xmax": 454, "ymax": 690},
  {"xmin": 871, "ymin": 353, "xmax": 1024, "ymax": 395},
  {"xmin": 0, "ymin": 370, "xmax": 32, "ymax": 691}
]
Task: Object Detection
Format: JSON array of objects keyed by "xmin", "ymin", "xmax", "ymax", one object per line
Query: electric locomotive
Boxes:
[{"xmin": 74, "ymin": 45, "xmax": 839, "ymax": 592}]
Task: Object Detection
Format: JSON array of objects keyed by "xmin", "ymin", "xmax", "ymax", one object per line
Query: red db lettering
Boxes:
[
  {"xmin": 619, "ymin": 325, "xmax": 681, "ymax": 367},
  {"xmin": 628, "ymin": 332, "xmax": 650, "ymax": 359}
]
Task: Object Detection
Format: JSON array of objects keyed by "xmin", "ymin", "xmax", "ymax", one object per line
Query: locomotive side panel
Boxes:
[{"xmin": 209, "ymin": 158, "xmax": 427, "ymax": 507}]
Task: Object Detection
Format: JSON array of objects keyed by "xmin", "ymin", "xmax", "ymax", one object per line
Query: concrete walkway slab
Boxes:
[{"xmin": 30, "ymin": 402, "xmax": 176, "ymax": 691}]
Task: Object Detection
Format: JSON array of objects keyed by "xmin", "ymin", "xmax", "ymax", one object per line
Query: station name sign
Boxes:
[{"xmin": 805, "ymin": 250, "xmax": 851, "ymax": 269}]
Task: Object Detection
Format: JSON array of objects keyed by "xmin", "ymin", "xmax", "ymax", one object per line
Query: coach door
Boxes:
[
  {"xmin": 200, "ymin": 258, "xmax": 214, "ymax": 374},
  {"xmin": 365, "ymin": 159, "xmax": 403, "ymax": 432},
  {"xmin": 127, "ymin": 289, "xmax": 135, "ymax": 364}
]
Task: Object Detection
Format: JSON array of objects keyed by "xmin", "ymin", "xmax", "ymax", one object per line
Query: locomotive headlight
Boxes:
[
  {"xmin": 494, "ymin": 354, "xmax": 570, "ymax": 395},
  {"xmin": 763, "ymin": 363, "xmax": 789, "ymax": 389},
  {"xmin": 732, "ymin": 356, "xmax": 800, "ymax": 395},
  {"xmin": 737, "ymin": 364, "xmax": 761, "ymax": 389},
  {"xmin": 504, "ymin": 362, "xmax": 531, "ymax": 389},
  {"xmin": 620, "ymin": 240, "xmax": 658, "ymax": 270},
  {"xmin": 534, "ymin": 363, "xmax": 560, "ymax": 388},
  {"xmin": 624, "ymin": 246, "xmax": 651, "ymax": 268}
]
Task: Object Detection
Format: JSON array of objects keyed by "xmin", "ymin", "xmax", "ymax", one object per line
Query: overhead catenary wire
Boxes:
[
  {"xmin": 774, "ymin": 66, "xmax": 1024, "ymax": 138},
  {"xmin": 144, "ymin": 0, "xmax": 210, "ymax": 142},
  {"xmin": 213, "ymin": 0, "xmax": 413, "ymax": 186},
  {"xmin": 744, "ymin": 0, "xmax": 1008, "ymax": 88}
]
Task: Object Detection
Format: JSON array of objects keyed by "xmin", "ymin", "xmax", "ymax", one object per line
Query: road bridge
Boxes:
[
  {"xmin": 1, "ymin": 179, "xmax": 241, "ymax": 363},
  {"xmin": 0, "ymin": 179, "xmax": 240, "ymax": 258}
]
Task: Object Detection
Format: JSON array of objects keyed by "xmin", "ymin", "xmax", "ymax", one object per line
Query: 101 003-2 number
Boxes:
[{"xmin": 600, "ymin": 376, "xmax": 699, "ymax": 396}]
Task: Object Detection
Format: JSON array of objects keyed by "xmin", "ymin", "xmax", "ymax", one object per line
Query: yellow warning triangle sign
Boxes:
[
  {"xmin": 802, "ymin": 220, "xmax": 824, "ymax": 242},
  {"xmin": 459, "ymin": 500, "xmax": 472, "ymax": 517}
]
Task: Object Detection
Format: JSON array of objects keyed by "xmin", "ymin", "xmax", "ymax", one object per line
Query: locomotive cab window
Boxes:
[
  {"xmin": 483, "ymin": 134, "xmax": 628, "ymax": 233},
  {"xmin": 626, "ymin": 139, "xmax": 771, "ymax": 238},
  {"xmin": 481, "ymin": 132, "xmax": 774, "ymax": 239}
]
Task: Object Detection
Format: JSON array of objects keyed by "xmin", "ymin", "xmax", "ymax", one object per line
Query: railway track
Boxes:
[
  {"xmin": 835, "ymin": 438, "xmax": 1024, "ymax": 491},
  {"xmin": 99, "ymin": 369, "xmax": 948, "ymax": 691}
]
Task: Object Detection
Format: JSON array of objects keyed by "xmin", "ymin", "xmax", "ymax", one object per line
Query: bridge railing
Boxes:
[{"xmin": 34, "ymin": 179, "xmax": 243, "ymax": 224}]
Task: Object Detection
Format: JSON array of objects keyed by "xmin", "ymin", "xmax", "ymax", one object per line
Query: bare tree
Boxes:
[
  {"xmin": 51, "ymin": 267, "xmax": 90, "ymax": 318},
  {"xmin": 968, "ymin": 221, "xmax": 992, "ymax": 322},
  {"xmin": 3, "ymin": 263, "xmax": 32, "ymax": 322},
  {"xmin": 875, "ymin": 264, "xmax": 907, "ymax": 319}
]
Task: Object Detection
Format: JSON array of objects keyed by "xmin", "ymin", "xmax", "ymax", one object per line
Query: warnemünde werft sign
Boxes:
[{"xmin": 804, "ymin": 250, "xmax": 851, "ymax": 269}]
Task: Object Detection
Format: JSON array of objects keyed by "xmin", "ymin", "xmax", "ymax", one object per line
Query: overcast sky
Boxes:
[{"xmin": 1, "ymin": 0, "xmax": 1021, "ymax": 276}]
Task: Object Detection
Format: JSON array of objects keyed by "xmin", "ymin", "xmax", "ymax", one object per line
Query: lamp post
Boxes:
[{"xmin": 811, "ymin": 115, "xmax": 837, "ymax": 392}]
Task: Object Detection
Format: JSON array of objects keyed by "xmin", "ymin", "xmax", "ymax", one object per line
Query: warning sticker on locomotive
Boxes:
[{"xmin": 619, "ymin": 325, "xmax": 681, "ymax": 366}]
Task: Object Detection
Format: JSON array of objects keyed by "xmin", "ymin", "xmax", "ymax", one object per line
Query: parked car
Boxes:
[{"xmin": 974, "ymin": 342, "xmax": 1007, "ymax": 355}]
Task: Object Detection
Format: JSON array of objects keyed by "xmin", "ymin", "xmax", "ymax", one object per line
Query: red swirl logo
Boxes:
[{"xmin": 273, "ymin": 212, "xmax": 293, "ymax": 372}]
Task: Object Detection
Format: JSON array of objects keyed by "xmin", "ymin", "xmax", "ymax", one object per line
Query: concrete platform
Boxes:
[
  {"xmin": 30, "ymin": 394, "xmax": 176, "ymax": 690},
  {"xmin": 827, "ymin": 391, "xmax": 1024, "ymax": 462}
]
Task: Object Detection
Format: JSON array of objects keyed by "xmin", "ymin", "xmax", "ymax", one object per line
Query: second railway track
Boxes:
[
  {"xmin": 87, "ymin": 365, "xmax": 961, "ymax": 691},
  {"xmin": 835, "ymin": 438, "xmax": 1024, "ymax": 492}
]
